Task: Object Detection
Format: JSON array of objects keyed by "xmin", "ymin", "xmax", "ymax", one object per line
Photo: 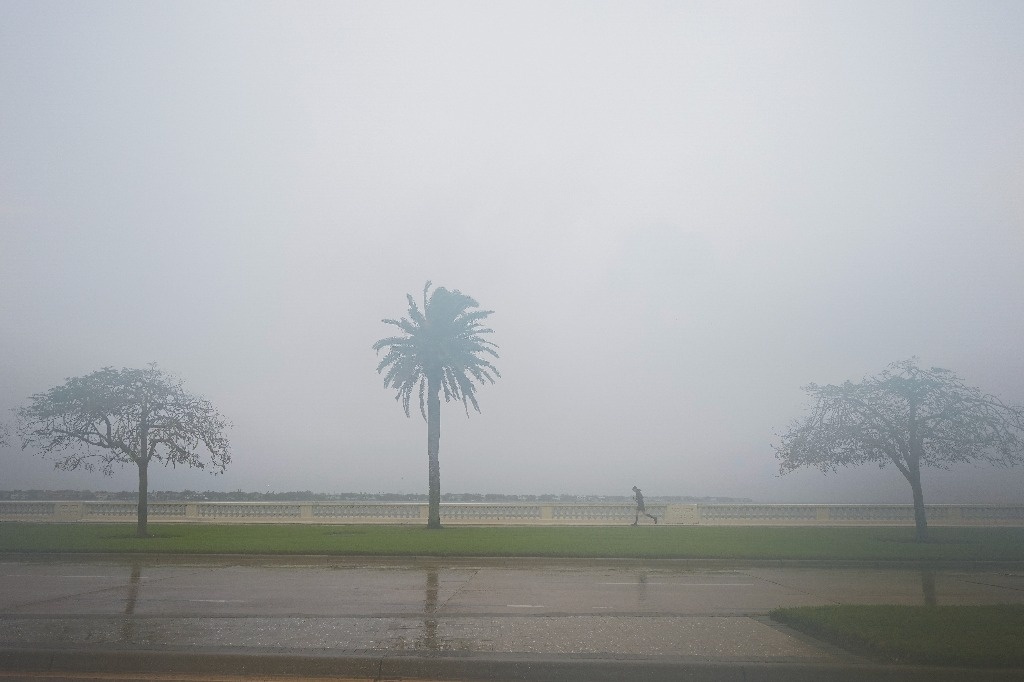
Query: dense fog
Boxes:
[{"xmin": 2, "ymin": 2, "xmax": 1023, "ymax": 503}]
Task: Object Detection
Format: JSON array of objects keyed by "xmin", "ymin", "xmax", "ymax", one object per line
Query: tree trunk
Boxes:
[
  {"xmin": 136, "ymin": 459, "xmax": 149, "ymax": 538},
  {"xmin": 905, "ymin": 406, "xmax": 928, "ymax": 542},
  {"xmin": 426, "ymin": 377, "xmax": 442, "ymax": 529},
  {"xmin": 907, "ymin": 462, "xmax": 928, "ymax": 542}
]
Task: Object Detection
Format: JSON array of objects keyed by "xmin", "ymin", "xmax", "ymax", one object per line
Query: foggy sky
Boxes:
[{"xmin": 2, "ymin": 1, "xmax": 1023, "ymax": 503}]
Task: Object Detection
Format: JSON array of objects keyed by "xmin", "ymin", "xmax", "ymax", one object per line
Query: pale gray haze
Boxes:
[{"xmin": 2, "ymin": 2, "xmax": 1023, "ymax": 503}]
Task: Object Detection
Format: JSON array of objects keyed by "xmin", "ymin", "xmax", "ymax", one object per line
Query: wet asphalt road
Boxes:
[{"xmin": 2, "ymin": 556, "xmax": 1024, "ymax": 680}]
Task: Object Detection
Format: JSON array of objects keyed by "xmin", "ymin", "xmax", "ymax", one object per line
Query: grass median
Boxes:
[
  {"xmin": 2, "ymin": 523, "xmax": 1024, "ymax": 561},
  {"xmin": 771, "ymin": 604, "xmax": 1024, "ymax": 667}
]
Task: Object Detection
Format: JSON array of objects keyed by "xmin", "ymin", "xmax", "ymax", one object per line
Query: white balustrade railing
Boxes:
[
  {"xmin": 313, "ymin": 503, "xmax": 422, "ymax": 519},
  {"xmin": 196, "ymin": 503, "xmax": 302, "ymax": 519},
  {"xmin": 552, "ymin": 504, "xmax": 668, "ymax": 522},
  {"xmin": 0, "ymin": 502, "xmax": 56, "ymax": 518},
  {"xmin": 442, "ymin": 504, "xmax": 543, "ymax": 521},
  {"xmin": 700, "ymin": 504, "xmax": 818, "ymax": 522},
  {"xmin": 1, "ymin": 501, "xmax": 1023, "ymax": 526},
  {"xmin": 961, "ymin": 506, "xmax": 1024, "ymax": 521}
]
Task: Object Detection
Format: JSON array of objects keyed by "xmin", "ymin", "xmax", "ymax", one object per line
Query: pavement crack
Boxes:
[
  {"xmin": 737, "ymin": 570, "xmax": 841, "ymax": 605},
  {"xmin": 436, "ymin": 567, "xmax": 479, "ymax": 614},
  {"xmin": 958, "ymin": 577, "xmax": 1024, "ymax": 592}
]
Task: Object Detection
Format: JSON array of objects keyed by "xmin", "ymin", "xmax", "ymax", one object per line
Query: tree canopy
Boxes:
[
  {"xmin": 18, "ymin": 364, "xmax": 231, "ymax": 536},
  {"xmin": 774, "ymin": 358, "xmax": 1024, "ymax": 540},
  {"xmin": 374, "ymin": 282, "xmax": 500, "ymax": 528}
]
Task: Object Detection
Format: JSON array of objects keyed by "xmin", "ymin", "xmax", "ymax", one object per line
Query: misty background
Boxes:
[{"xmin": 2, "ymin": 2, "xmax": 1023, "ymax": 503}]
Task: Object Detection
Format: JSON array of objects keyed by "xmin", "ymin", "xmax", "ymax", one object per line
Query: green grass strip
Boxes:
[
  {"xmin": 771, "ymin": 604, "xmax": 1024, "ymax": 667},
  {"xmin": 2, "ymin": 524, "xmax": 1024, "ymax": 561}
]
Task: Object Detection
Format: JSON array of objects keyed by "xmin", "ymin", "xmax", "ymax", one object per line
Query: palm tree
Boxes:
[{"xmin": 374, "ymin": 282, "xmax": 500, "ymax": 529}]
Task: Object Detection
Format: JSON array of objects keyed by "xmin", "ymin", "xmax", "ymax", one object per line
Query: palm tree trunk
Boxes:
[{"xmin": 426, "ymin": 377, "xmax": 442, "ymax": 529}]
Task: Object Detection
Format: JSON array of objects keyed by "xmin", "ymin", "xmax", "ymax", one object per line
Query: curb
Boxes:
[
  {"xmin": 3, "ymin": 552, "xmax": 1024, "ymax": 571},
  {"xmin": 3, "ymin": 648, "xmax": 1024, "ymax": 682}
]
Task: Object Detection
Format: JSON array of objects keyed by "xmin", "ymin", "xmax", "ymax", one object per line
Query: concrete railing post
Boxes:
[
  {"xmin": 664, "ymin": 504, "xmax": 699, "ymax": 525},
  {"xmin": 55, "ymin": 502, "xmax": 83, "ymax": 522}
]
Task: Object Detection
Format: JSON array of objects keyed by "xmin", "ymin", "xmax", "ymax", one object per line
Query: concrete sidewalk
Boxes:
[{"xmin": 2, "ymin": 555, "xmax": 1023, "ymax": 681}]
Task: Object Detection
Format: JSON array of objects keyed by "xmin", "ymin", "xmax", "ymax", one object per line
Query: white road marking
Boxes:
[
  {"xmin": 63, "ymin": 576, "xmax": 118, "ymax": 579},
  {"xmin": 1, "ymin": 575, "xmax": 49, "ymax": 578},
  {"xmin": 188, "ymin": 599, "xmax": 247, "ymax": 603},
  {"xmin": 3, "ymin": 574, "xmax": 149, "ymax": 580},
  {"xmin": 507, "ymin": 604, "xmax": 546, "ymax": 608},
  {"xmin": 598, "ymin": 582, "xmax": 755, "ymax": 586}
]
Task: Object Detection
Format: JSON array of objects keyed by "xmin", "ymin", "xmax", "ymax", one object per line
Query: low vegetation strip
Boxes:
[
  {"xmin": 2, "ymin": 524, "xmax": 1024, "ymax": 561},
  {"xmin": 770, "ymin": 605, "xmax": 1024, "ymax": 667}
]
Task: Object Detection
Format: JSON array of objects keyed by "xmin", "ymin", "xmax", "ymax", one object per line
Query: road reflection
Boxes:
[
  {"xmin": 419, "ymin": 568, "xmax": 440, "ymax": 650},
  {"xmin": 921, "ymin": 568, "xmax": 937, "ymax": 606},
  {"xmin": 401, "ymin": 567, "xmax": 471, "ymax": 651},
  {"xmin": 121, "ymin": 562, "xmax": 141, "ymax": 642},
  {"xmin": 636, "ymin": 571, "xmax": 649, "ymax": 604}
]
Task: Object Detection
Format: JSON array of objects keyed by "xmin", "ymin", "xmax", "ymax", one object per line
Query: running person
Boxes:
[{"xmin": 631, "ymin": 486, "xmax": 658, "ymax": 525}]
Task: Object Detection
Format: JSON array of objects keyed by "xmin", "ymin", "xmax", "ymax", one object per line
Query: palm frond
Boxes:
[{"xmin": 374, "ymin": 282, "xmax": 500, "ymax": 419}]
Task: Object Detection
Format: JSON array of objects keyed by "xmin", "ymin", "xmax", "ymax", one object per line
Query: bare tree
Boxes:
[
  {"xmin": 374, "ymin": 282, "xmax": 500, "ymax": 529},
  {"xmin": 774, "ymin": 359, "xmax": 1024, "ymax": 541},
  {"xmin": 18, "ymin": 365, "xmax": 231, "ymax": 537}
]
